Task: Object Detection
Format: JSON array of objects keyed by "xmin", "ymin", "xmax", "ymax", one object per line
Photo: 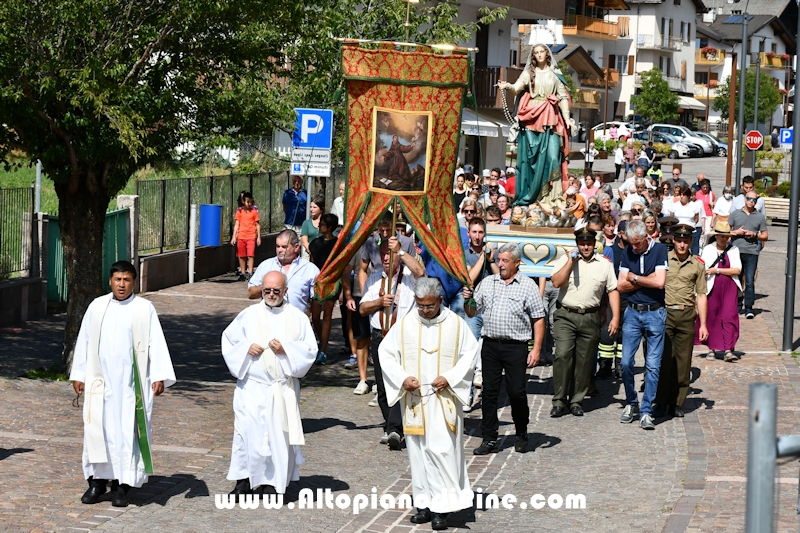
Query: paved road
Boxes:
[{"xmin": 2, "ymin": 233, "xmax": 800, "ymax": 531}]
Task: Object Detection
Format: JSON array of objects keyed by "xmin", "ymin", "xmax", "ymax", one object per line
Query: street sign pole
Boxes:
[
  {"xmin": 752, "ymin": 51, "xmax": 761, "ymax": 180},
  {"xmin": 735, "ymin": 13, "xmax": 748, "ymax": 195},
  {"xmin": 782, "ymin": 6, "xmax": 800, "ymax": 352}
]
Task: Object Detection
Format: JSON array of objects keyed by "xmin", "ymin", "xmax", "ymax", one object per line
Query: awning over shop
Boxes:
[
  {"xmin": 461, "ymin": 109, "xmax": 500, "ymax": 137},
  {"xmin": 678, "ymin": 96, "xmax": 707, "ymax": 111}
]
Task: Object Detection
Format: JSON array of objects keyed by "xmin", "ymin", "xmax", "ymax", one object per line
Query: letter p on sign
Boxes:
[{"xmin": 293, "ymin": 108, "xmax": 334, "ymax": 150}]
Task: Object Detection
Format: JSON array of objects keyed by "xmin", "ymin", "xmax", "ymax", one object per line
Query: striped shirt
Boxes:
[{"xmin": 473, "ymin": 271, "xmax": 545, "ymax": 342}]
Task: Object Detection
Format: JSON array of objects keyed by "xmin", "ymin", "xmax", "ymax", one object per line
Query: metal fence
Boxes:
[
  {"xmin": 136, "ymin": 169, "xmax": 345, "ymax": 254},
  {"xmin": 0, "ymin": 186, "xmax": 34, "ymax": 279}
]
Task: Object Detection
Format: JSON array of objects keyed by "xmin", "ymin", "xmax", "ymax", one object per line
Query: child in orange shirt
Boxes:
[{"xmin": 231, "ymin": 191, "xmax": 261, "ymax": 281}]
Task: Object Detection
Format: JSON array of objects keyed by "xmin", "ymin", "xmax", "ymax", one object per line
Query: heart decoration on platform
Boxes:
[{"xmin": 521, "ymin": 243, "xmax": 550, "ymax": 265}]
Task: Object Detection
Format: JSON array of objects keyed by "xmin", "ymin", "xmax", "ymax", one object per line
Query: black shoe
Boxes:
[
  {"xmin": 237, "ymin": 274, "xmax": 246, "ymax": 282},
  {"xmin": 514, "ymin": 434, "xmax": 529, "ymax": 453},
  {"xmin": 111, "ymin": 482, "xmax": 130, "ymax": 508},
  {"xmin": 410, "ymin": 508, "xmax": 431, "ymax": 524},
  {"xmin": 550, "ymin": 405, "xmax": 568, "ymax": 418},
  {"xmin": 229, "ymin": 478, "xmax": 251, "ymax": 502},
  {"xmin": 586, "ymin": 382, "xmax": 599, "ymax": 397},
  {"xmin": 673, "ymin": 406, "xmax": 685, "ymax": 418},
  {"xmin": 253, "ymin": 484, "xmax": 277, "ymax": 498},
  {"xmin": 570, "ymin": 405, "xmax": 584, "ymax": 417},
  {"xmin": 81, "ymin": 477, "xmax": 107, "ymax": 504},
  {"xmin": 431, "ymin": 513, "xmax": 449, "ymax": 530},
  {"xmin": 473, "ymin": 440, "xmax": 499, "ymax": 455},
  {"xmin": 387, "ymin": 431, "xmax": 403, "ymax": 450},
  {"xmin": 653, "ymin": 404, "xmax": 667, "ymax": 418}
]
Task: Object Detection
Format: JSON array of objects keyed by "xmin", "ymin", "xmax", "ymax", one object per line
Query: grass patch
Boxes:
[{"xmin": 23, "ymin": 364, "xmax": 69, "ymax": 382}]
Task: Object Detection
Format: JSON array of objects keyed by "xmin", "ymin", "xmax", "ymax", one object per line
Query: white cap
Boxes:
[
  {"xmin": 455, "ymin": 168, "xmax": 465, "ymax": 177},
  {"xmin": 482, "ymin": 169, "xmax": 491, "ymax": 177},
  {"xmin": 566, "ymin": 186, "xmax": 577, "ymax": 195},
  {"xmin": 506, "ymin": 167, "xmax": 516, "ymax": 175}
]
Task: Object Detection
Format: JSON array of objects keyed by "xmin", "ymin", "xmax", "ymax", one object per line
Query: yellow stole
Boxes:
[{"xmin": 400, "ymin": 313, "xmax": 461, "ymax": 436}]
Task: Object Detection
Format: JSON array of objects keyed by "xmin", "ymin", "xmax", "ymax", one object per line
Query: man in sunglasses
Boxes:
[
  {"xmin": 222, "ymin": 271, "xmax": 318, "ymax": 499},
  {"xmin": 728, "ymin": 189, "xmax": 768, "ymax": 319},
  {"xmin": 668, "ymin": 168, "xmax": 689, "ymax": 190},
  {"xmin": 730, "ymin": 175, "xmax": 766, "ymax": 215}
]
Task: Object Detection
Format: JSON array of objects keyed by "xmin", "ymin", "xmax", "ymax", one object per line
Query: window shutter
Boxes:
[
  {"xmin": 628, "ymin": 56, "xmax": 634, "ymax": 75},
  {"xmin": 681, "ymin": 60, "xmax": 687, "ymax": 80},
  {"xmin": 710, "ymin": 72, "xmax": 719, "ymax": 82},
  {"xmin": 608, "ymin": 54, "xmax": 616, "ymax": 70}
]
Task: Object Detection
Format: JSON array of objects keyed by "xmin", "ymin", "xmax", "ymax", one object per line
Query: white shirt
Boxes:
[
  {"xmin": 692, "ymin": 200, "xmax": 706, "ymax": 227},
  {"xmin": 332, "ymin": 196, "xmax": 345, "ymax": 226},
  {"xmin": 671, "ymin": 201, "xmax": 702, "ymax": 226},
  {"xmin": 618, "ymin": 176, "xmax": 655, "ymax": 197},
  {"xmin": 713, "ymin": 196, "xmax": 734, "ymax": 217},
  {"xmin": 622, "ymin": 193, "xmax": 643, "ymax": 211},
  {"xmin": 362, "ymin": 266, "xmax": 417, "ymax": 330},
  {"xmin": 614, "ymin": 147, "xmax": 625, "ymax": 165},
  {"xmin": 250, "ymin": 256, "xmax": 320, "ymax": 310}
]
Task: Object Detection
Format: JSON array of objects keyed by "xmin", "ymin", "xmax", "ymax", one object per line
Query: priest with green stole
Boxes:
[
  {"xmin": 379, "ymin": 278, "xmax": 479, "ymax": 531},
  {"xmin": 70, "ymin": 261, "xmax": 176, "ymax": 508}
]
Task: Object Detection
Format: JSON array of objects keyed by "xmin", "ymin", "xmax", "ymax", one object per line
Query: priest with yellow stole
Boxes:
[
  {"xmin": 379, "ymin": 278, "xmax": 479, "ymax": 531},
  {"xmin": 70, "ymin": 261, "xmax": 176, "ymax": 508}
]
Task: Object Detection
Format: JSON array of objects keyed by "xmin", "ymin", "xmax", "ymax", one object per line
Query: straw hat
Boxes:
[{"xmin": 708, "ymin": 220, "xmax": 732, "ymax": 237}]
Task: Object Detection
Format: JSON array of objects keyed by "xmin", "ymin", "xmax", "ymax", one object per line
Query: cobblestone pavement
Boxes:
[{"xmin": 2, "ymin": 262, "xmax": 800, "ymax": 532}]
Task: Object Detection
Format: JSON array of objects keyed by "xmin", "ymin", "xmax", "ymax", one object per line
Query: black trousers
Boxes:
[
  {"xmin": 480, "ymin": 338, "xmax": 529, "ymax": 441},
  {"xmin": 371, "ymin": 329, "xmax": 403, "ymax": 435}
]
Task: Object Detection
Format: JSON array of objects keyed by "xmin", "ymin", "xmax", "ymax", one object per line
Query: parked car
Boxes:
[
  {"xmin": 634, "ymin": 131, "xmax": 701, "ymax": 159},
  {"xmin": 591, "ymin": 121, "xmax": 635, "ymax": 141},
  {"xmin": 692, "ymin": 131, "xmax": 728, "ymax": 157},
  {"xmin": 648, "ymin": 124, "xmax": 715, "ymax": 155}
]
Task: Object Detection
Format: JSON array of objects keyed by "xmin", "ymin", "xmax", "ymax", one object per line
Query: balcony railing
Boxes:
[
  {"xmin": 563, "ymin": 14, "xmax": 619, "ymax": 40},
  {"xmin": 473, "ymin": 66, "xmax": 524, "ymax": 108},
  {"xmin": 693, "ymin": 84, "xmax": 719, "ymax": 100},
  {"xmin": 752, "ymin": 52, "xmax": 790, "ymax": 69},
  {"xmin": 695, "ymin": 49, "xmax": 726, "ymax": 65},
  {"xmin": 580, "ymin": 68, "xmax": 619, "ymax": 88},
  {"xmin": 635, "ymin": 73, "xmax": 683, "ymax": 92},
  {"xmin": 636, "ymin": 34, "xmax": 682, "ymax": 52},
  {"xmin": 572, "ymin": 89, "xmax": 601, "ymax": 109}
]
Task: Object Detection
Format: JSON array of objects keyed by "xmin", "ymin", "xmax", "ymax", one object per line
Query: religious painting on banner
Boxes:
[
  {"xmin": 370, "ymin": 108, "xmax": 432, "ymax": 194},
  {"xmin": 313, "ymin": 43, "xmax": 472, "ymax": 302}
]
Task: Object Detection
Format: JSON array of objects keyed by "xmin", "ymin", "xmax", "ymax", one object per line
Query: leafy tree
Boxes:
[
  {"xmin": 0, "ymin": 0, "xmax": 506, "ymax": 370},
  {"xmin": 0, "ymin": 0, "xmax": 312, "ymax": 369},
  {"xmin": 712, "ymin": 68, "xmax": 783, "ymax": 125},
  {"xmin": 630, "ymin": 67, "xmax": 679, "ymax": 123}
]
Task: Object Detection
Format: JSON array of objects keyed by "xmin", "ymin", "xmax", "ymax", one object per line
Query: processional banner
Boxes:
[{"xmin": 314, "ymin": 43, "xmax": 471, "ymax": 300}]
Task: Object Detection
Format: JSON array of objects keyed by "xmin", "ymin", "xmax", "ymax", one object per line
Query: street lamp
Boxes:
[{"xmin": 732, "ymin": 0, "xmax": 750, "ymax": 195}]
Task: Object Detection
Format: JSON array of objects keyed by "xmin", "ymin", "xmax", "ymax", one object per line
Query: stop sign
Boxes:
[{"xmin": 745, "ymin": 130, "xmax": 764, "ymax": 150}]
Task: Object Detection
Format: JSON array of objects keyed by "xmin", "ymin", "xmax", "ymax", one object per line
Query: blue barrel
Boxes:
[{"xmin": 199, "ymin": 204, "xmax": 224, "ymax": 246}]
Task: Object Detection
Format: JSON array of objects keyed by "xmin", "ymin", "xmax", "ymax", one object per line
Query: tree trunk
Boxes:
[{"xmin": 55, "ymin": 178, "xmax": 111, "ymax": 373}]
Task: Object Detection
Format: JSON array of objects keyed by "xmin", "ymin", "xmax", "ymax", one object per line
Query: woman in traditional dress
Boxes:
[
  {"xmin": 498, "ymin": 44, "xmax": 573, "ymax": 206},
  {"xmin": 696, "ymin": 222, "xmax": 741, "ymax": 362}
]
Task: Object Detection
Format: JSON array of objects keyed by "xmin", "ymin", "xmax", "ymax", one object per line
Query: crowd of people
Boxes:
[{"xmin": 69, "ymin": 166, "xmax": 767, "ymax": 531}]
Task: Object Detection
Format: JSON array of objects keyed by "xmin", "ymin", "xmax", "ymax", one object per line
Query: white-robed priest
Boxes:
[
  {"xmin": 70, "ymin": 261, "xmax": 176, "ymax": 508},
  {"xmin": 379, "ymin": 278, "xmax": 479, "ymax": 531},
  {"xmin": 222, "ymin": 271, "xmax": 317, "ymax": 498}
]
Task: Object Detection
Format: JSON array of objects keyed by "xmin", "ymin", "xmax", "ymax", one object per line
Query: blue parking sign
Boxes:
[
  {"xmin": 780, "ymin": 128, "xmax": 793, "ymax": 145},
  {"xmin": 292, "ymin": 108, "xmax": 334, "ymax": 150}
]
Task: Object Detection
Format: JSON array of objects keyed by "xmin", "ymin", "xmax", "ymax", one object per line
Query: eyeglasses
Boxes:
[
  {"xmin": 463, "ymin": 209, "xmax": 476, "ymax": 214},
  {"xmin": 745, "ymin": 196, "xmax": 758, "ymax": 201},
  {"xmin": 416, "ymin": 303, "xmax": 438, "ymax": 311},
  {"xmin": 262, "ymin": 288, "xmax": 283, "ymax": 295},
  {"xmin": 632, "ymin": 209, "xmax": 642, "ymax": 214},
  {"xmin": 487, "ymin": 218, "xmax": 500, "ymax": 222}
]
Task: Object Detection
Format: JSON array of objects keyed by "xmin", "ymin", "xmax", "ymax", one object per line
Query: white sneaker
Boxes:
[
  {"xmin": 473, "ymin": 370, "xmax": 483, "ymax": 388},
  {"xmin": 379, "ymin": 432, "xmax": 389, "ymax": 444},
  {"xmin": 353, "ymin": 380, "xmax": 369, "ymax": 395},
  {"xmin": 368, "ymin": 393, "xmax": 379, "ymax": 407},
  {"xmin": 372, "ymin": 383, "xmax": 378, "ymax": 393}
]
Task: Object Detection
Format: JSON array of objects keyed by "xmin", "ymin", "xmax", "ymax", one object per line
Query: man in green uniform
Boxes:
[
  {"xmin": 655, "ymin": 224, "xmax": 708, "ymax": 418},
  {"xmin": 550, "ymin": 227, "xmax": 620, "ymax": 417}
]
